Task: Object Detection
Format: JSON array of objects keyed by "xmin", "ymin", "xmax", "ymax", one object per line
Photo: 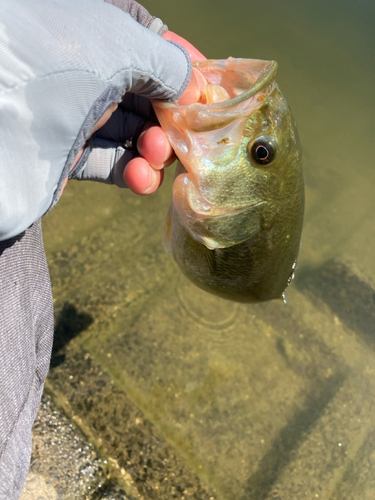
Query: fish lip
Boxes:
[
  {"xmin": 199, "ymin": 201, "xmax": 266, "ymax": 219},
  {"xmin": 173, "ymin": 170, "xmax": 265, "ymax": 248},
  {"xmin": 173, "ymin": 163, "xmax": 266, "ymax": 221},
  {"xmin": 185, "ymin": 186, "xmax": 266, "ymax": 220}
]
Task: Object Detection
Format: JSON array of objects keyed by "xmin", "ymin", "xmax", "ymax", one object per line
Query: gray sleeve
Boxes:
[
  {"xmin": 70, "ymin": 92, "xmax": 159, "ymax": 186},
  {"xmin": 104, "ymin": 0, "xmax": 169, "ymax": 34},
  {"xmin": 74, "ymin": 138, "xmax": 134, "ymax": 188},
  {"xmin": 0, "ymin": 0, "xmax": 191, "ymax": 241}
]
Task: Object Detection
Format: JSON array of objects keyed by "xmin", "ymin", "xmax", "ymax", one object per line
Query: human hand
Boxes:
[
  {"xmin": 70, "ymin": 31, "xmax": 206, "ymax": 197},
  {"xmin": 1, "ymin": 0, "xmax": 212, "ymax": 240},
  {"xmin": 122, "ymin": 31, "xmax": 207, "ymax": 195}
]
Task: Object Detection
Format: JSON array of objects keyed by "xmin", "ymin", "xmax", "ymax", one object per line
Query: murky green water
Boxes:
[{"xmin": 43, "ymin": 1, "xmax": 375, "ymax": 498}]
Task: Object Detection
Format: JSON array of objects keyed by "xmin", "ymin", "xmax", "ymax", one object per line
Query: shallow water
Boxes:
[{"xmin": 43, "ymin": 1, "xmax": 375, "ymax": 498}]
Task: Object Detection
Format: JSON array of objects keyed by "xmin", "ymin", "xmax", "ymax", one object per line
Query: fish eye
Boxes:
[{"xmin": 249, "ymin": 136, "xmax": 276, "ymax": 165}]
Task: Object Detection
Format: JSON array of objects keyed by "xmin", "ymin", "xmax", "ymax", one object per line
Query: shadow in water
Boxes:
[
  {"xmin": 51, "ymin": 302, "xmax": 93, "ymax": 368},
  {"xmin": 295, "ymin": 259, "xmax": 375, "ymax": 345},
  {"xmin": 241, "ymin": 372, "xmax": 347, "ymax": 500}
]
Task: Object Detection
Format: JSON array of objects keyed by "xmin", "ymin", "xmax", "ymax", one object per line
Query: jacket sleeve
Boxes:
[
  {"xmin": 104, "ymin": 0, "xmax": 169, "ymax": 34},
  {"xmin": 0, "ymin": 0, "xmax": 191, "ymax": 240}
]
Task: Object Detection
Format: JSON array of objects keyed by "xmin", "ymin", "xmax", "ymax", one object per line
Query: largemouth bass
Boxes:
[{"xmin": 153, "ymin": 58, "xmax": 304, "ymax": 302}]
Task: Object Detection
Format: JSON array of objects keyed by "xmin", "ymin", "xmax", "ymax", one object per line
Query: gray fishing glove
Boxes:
[
  {"xmin": 0, "ymin": 0, "xmax": 191, "ymax": 240},
  {"xmin": 72, "ymin": 92, "xmax": 159, "ymax": 188}
]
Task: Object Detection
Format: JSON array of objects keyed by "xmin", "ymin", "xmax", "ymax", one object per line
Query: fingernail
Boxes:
[{"xmin": 143, "ymin": 168, "xmax": 159, "ymax": 195}]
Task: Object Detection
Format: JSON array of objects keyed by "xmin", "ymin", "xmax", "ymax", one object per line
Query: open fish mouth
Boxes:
[
  {"xmin": 154, "ymin": 58, "xmax": 278, "ymax": 135},
  {"xmin": 192, "ymin": 58, "xmax": 278, "ymax": 107}
]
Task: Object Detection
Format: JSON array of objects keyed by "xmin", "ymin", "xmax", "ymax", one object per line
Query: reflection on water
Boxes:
[{"xmin": 43, "ymin": 0, "xmax": 375, "ymax": 498}]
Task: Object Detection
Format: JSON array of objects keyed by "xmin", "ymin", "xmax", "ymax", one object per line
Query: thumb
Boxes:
[
  {"xmin": 162, "ymin": 31, "xmax": 207, "ymax": 105},
  {"xmin": 162, "ymin": 31, "xmax": 206, "ymax": 61}
]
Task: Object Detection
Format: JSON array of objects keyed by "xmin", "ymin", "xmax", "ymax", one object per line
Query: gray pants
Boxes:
[{"xmin": 0, "ymin": 220, "xmax": 53, "ymax": 499}]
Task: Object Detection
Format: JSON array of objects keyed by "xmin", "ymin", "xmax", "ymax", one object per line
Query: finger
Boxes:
[
  {"xmin": 162, "ymin": 31, "xmax": 207, "ymax": 105},
  {"xmin": 123, "ymin": 157, "xmax": 164, "ymax": 195},
  {"xmin": 178, "ymin": 68, "xmax": 208, "ymax": 105},
  {"xmin": 162, "ymin": 31, "xmax": 207, "ymax": 61},
  {"xmin": 137, "ymin": 125, "xmax": 175, "ymax": 170}
]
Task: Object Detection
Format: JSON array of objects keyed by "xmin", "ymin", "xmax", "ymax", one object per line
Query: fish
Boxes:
[{"xmin": 152, "ymin": 58, "xmax": 304, "ymax": 302}]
